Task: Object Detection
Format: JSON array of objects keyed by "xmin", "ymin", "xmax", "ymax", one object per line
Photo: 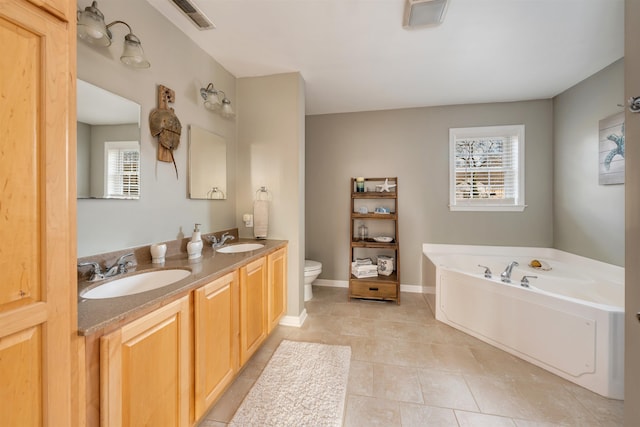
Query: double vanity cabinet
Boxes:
[{"xmin": 80, "ymin": 241, "xmax": 287, "ymax": 427}]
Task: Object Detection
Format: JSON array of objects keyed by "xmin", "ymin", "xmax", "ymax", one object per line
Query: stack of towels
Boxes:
[{"xmin": 351, "ymin": 258, "xmax": 378, "ymax": 278}]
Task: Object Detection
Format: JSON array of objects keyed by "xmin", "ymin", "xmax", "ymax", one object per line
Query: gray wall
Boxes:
[
  {"xmin": 237, "ymin": 73, "xmax": 306, "ymax": 318},
  {"xmin": 306, "ymin": 100, "xmax": 554, "ymax": 286},
  {"xmin": 77, "ymin": 122, "xmax": 90, "ymax": 198},
  {"xmin": 553, "ymin": 59, "xmax": 625, "ymax": 266},
  {"xmin": 77, "ymin": 0, "xmax": 236, "ymax": 256}
]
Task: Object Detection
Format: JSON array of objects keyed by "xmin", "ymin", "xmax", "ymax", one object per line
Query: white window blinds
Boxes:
[
  {"xmin": 449, "ymin": 125, "xmax": 525, "ymax": 212},
  {"xmin": 105, "ymin": 141, "xmax": 140, "ymax": 198}
]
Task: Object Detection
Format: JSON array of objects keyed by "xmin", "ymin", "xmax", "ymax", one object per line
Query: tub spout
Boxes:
[{"xmin": 500, "ymin": 261, "xmax": 519, "ymax": 283}]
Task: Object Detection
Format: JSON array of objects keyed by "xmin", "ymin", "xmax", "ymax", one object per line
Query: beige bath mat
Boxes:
[{"xmin": 230, "ymin": 340, "xmax": 351, "ymax": 426}]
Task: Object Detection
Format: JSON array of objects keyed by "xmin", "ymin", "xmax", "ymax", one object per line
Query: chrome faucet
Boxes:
[
  {"xmin": 105, "ymin": 253, "xmax": 134, "ymax": 277},
  {"xmin": 478, "ymin": 264, "xmax": 492, "ymax": 278},
  {"xmin": 520, "ymin": 275, "xmax": 537, "ymax": 288},
  {"xmin": 77, "ymin": 261, "xmax": 104, "ymax": 282},
  {"xmin": 500, "ymin": 261, "xmax": 519, "ymax": 283},
  {"xmin": 209, "ymin": 232, "xmax": 235, "ymax": 248},
  {"xmin": 77, "ymin": 253, "xmax": 134, "ymax": 282}
]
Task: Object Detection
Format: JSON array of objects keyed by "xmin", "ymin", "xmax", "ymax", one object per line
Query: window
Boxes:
[
  {"xmin": 104, "ymin": 141, "xmax": 140, "ymax": 199},
  {"xmin": 449, "ymin": 125, "xmax": 525, "ymax": 211}
]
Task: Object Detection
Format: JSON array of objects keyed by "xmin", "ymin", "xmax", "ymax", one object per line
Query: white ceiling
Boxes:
[{"xmin": 146, "ymin": 0, "xmax": 624, "ymax": 115}]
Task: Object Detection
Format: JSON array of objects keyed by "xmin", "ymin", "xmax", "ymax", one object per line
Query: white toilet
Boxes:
[{"xmin": 304, "ymin": 260, "xmax": 322, "ymax": 301}]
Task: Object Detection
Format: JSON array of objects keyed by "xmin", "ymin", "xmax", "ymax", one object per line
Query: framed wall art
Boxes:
[{"xmin": 598, "ymin": 112, "xmax": 625, "ymax": 185}]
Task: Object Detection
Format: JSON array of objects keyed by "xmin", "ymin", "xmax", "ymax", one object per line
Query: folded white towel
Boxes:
[{"xmin": 253, "ymin": 200, "xmax": 269, "ymax": 239}]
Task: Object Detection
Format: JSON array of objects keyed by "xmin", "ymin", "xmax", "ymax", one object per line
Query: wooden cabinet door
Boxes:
[
  {"xmin": 194, "ymin": 271, "xmax": 239, "ymax": 419},
  {"xmin": 0, "ymin": 1, "xmax": 74, "ymax": 426},
  {"xmin": 267, "ymin": 247, "xmax": 287, "ymax": 333},
  {"xmin": 100, "ymin": 296, "xmax": 190, "ymax": 427},
  {"xmin": 25, "ymin": 0, "xmax": 70, "ymax": 20},
  {"xmin": 240, "ymin": 257, "xmax": 267, "ymax": 365}
]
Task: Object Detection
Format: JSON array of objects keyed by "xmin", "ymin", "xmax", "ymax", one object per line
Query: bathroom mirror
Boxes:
[
  {"xmin": 77, "ymin": 79, "xmax": 141, "ymax": 199},
  {"xmin": 189, "ymin": 125, "xmax": 227, "ymax": 199}
]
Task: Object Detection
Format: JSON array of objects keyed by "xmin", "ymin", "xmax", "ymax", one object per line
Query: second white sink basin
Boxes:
[
  {"xmin": 81, "ymin": 269, "xmax": 191, "ymax": 299},
  {"xmin": 216, "ymin": 243, "xmax": 265, "ymax": 254}
]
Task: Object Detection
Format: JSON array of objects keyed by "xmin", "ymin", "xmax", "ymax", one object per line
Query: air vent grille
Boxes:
[
  {"xmin": 170, "ymin": 0, "xmax": 215, "ymax": 30},
  {"xmin": 403, "ymin": 0, "xmax": 449, "ymax": 28}
]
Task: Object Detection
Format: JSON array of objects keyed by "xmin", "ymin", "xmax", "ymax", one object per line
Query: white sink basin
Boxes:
[
  {"xmin": 216, "ymin": 243, "xmax": 265, "ymax": 254},
  {"xmin": 81, "ymin": 269, "xmax": 191, "ymax": 299}
]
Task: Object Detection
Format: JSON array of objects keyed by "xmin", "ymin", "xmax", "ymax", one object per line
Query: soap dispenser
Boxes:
[{"xmin": 187, "ymin": 223, "xmax": 203, "ymax": 260}]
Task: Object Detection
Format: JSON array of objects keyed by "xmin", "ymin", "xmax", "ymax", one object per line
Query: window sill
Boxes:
[{"xmin": 449, "ymin": 204, "xmax": 527, "ymax": 212}]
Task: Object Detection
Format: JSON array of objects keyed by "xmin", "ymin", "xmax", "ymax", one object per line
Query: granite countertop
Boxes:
[{"xmin": 77, "ymin": 238, "xmax": 287, "ymax": 336}]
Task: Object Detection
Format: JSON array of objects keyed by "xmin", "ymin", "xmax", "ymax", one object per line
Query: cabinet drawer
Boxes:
[{"xmin": 350, "ymin": 281, "xmax": 397, "ymax": 299}]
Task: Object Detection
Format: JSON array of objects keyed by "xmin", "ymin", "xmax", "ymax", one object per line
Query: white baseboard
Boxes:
[
  {"xmin": 314, "ymin": 279, "xmax": 430, "ymax": 294},
  {"xmin": 400, "ymin": 284, "xmax": 425, "ymax": 293},
  {"xmin": 314, "ymin": 279, "xmax": 348, "ymax": 288},
  {"xmin": 279, "ymin": 308, "xmax": 308, "ymax": 328}
]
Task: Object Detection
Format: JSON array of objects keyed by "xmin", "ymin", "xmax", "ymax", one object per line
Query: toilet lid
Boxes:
[{"xmin": 304, "ymin": 260, "xmax": 322, "ymax": 272}]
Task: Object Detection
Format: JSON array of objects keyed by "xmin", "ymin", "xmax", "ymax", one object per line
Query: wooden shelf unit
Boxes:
[{"xmin": 349, "ymin": 177, "xmax": 400, "ymax": 304}]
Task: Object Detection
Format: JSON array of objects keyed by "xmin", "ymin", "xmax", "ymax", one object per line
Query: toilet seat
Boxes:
[
  {"xmin": 304, "ymin": 260, "xmax": 322, "ymax": 275},
  {"xmin": 303, "ymin": 260, "xmax": 321, "ymax": 302}
]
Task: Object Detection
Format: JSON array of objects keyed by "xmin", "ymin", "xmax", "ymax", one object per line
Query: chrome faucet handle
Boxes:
[
  {"xmin": 77, "ymin": 261, "xmax": 104, "ymax": 281},
  {"xmin": 78, "ymin": 261, "xmax": 102, "ymax": 273},
  {"xmin": 520, "ymin": 275, "xmax": 537, "ymax": 288},
  {"xmin": 115, "ymin": 252, "xmax": 134, "ymax": 264},
  {"xmin": 208, "ymin": 235, "xmax": 219, "ymax": 246},
  {"xmin": 118, "ymin": 260, "xmax": 134, "ymax": 274},
  {"xmin": 103, "ymin": 253, "xmax": 134, "ymax": 276},
  {"xmin": 478, "ymin": 265, "xmax": 492, "ymax": 278}
]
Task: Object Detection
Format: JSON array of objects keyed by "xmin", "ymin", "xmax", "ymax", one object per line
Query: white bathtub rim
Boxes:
[
  {"xmin": 423, "ymin": 243, "xmax": 623, "ymax": 278},
  {"xmin": 423, "ymin": 243, "xmax": 624, "ymax": 306}
]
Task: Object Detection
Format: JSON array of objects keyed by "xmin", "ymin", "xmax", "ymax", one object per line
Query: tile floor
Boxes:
[{"xmin": 200, "ymin": 286, "xmax": 623, "ymax": 426}]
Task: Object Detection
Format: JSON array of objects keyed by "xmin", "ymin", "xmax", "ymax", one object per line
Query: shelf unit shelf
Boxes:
[
  {"xmin": 349, "ymin": 177, "xmax": 400, "ymax": 304},
  {"xmin": 351, "ymin": 213, "xmax": 398, "ymax": 220}
]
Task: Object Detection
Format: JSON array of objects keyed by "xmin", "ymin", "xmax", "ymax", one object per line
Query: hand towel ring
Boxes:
[{"xmin": 256, "ymin": 186, "xmax": 271, "ymax": 201}]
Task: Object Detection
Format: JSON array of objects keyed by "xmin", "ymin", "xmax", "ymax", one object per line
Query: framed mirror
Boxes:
[
  {"xmin": 77, "ymin": 79, "xmax": 141, "ymax": 199},
  {"xmin": 189, "ymin": 125, "xmax": 227, "ymax": 199}
]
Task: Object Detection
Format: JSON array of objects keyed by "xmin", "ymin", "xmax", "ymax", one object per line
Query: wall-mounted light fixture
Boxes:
[
  {"xmin": 77, "ymin": 1, "xmax": 151, "ymax": 69},
  {"xmin": 200, "ymin": 83, "xmax": 235, "ymax": 119}
]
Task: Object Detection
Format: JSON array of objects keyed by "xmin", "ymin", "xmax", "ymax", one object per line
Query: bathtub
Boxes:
[{"xmin": 423, "ymin": 244, "xmax": 624, "ymax": 399}]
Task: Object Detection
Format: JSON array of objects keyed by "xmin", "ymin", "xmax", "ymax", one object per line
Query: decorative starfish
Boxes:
[
  {"xmin": 604, "ymin": 123, "xmax": 625, "ymax": 171},
  {"xmin": 375, "ymin": 178, "xmax": 397, "ymax": 192}
]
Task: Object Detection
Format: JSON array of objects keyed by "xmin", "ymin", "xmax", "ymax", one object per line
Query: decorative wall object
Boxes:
[
  {"xmin": 598, "ymin": 112, "xmax": 625, "ymax": 185},
  {"xmin": 149, "ymin": 85, "xmax": 182, "ymax": 178}
]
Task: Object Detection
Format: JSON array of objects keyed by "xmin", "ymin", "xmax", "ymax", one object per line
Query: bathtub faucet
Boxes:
[
  {"xmin": 478, "ymin": 265, "xmax": 492, "ymax": 278},
  {"xmin": 520, "ymin": 275, "xmax": 537, "ymax": 288},
  {"xmin": 500, "ymin": 261, "xmax": 519, "ymax": 283}
]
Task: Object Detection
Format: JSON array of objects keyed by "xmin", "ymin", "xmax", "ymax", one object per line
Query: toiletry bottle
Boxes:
[{"xmin": 187, "ymin": 223, "xmax": 203, "ymax": 259}]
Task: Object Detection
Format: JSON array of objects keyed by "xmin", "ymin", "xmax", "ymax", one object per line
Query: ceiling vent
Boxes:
[
  {"xmin": 170, "ymin": 0, "xmax": 215, "ymax": 30},
  {"xmin": 403, "ymin": 0, "xmax": 449, "ymax": 28}
]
